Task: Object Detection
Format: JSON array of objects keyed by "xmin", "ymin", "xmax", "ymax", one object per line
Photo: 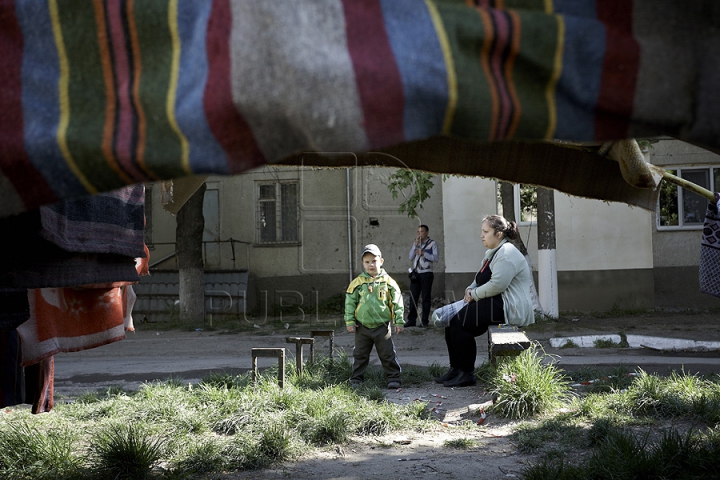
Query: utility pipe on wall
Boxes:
[{"xmin": 347, "ymin": 168, "xmax": 353, "ymax": 284}]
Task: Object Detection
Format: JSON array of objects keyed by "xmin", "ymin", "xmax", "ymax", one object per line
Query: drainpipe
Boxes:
[{"xmin": 347, "ymin": 168, "xmax": 353, "ymax": 284}]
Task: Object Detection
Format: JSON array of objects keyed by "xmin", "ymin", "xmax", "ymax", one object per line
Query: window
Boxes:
[
  {"xmin": 256, "ymin": 181, "xmax": 299, "ymax": 244},
  {"xmin": 497, "ymin": 182, "xmax": 537, "ymax": 225},
  {"xmin": 657, "ymin": 167, "xmax": 717, "ymax": 229}
]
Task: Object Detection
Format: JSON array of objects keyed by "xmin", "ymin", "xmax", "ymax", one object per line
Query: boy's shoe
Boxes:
[
  {"xmin": 443, "ymin": 370, "xmax": 477, "ymax": 388},
  {"xmin": 403, "ymin": 322, "xmax": 417, "ymax": 328},
  {"xmin": 350, "ymin": 380, "xmax": 362, "ymax": 389},
  {"xmin": 387, "ymin": 381, "xmax": 401, "ymax": 389}
]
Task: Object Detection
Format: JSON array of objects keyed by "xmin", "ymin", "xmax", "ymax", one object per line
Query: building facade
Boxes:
[{"xmin": 139, "ymin": 139, "xmax": 720, "ymax": 320}]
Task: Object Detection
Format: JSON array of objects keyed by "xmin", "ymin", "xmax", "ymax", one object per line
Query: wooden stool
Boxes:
[
  {"xmin": 310, "ymin": 329, "xmax": 335, "ymax": 363},
  {"xmin": 251, "ymin": 348, "xmax": 285, "ymax": 388},
  {"xmin": 488, "ymin": 325, "xmax": 531, "ymax": 366},
  {"xmin": 285, "ymin": 337, "xmax": 314, "ymax": 375}
]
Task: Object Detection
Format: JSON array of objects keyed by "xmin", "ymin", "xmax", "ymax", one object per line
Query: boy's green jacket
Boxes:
[{"xmin": 344, "ymin": 269, "xmax": 404, "ymax": 328}]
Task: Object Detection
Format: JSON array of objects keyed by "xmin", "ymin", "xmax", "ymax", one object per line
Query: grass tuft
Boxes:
[
  {"xmin": 0, "ymin": 420, "xmax": 81, "ymax": 480},
  {"xmin": 443, "ymin": 438, "xmax": 478, "ymax": 449},
  {"xmin": 88, "ymin": 423, "xmax": 165, "ymax": 479},
  {"xmin": 489, "ymin": 344, "xmax": 571, "ymax": 419}
]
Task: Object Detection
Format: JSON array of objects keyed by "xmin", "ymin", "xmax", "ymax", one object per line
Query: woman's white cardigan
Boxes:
[{"xmin": 466, "ymin": 239, "xmax": 535, "ymax": 327}]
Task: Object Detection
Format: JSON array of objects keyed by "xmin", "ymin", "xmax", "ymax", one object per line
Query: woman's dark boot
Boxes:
[
  {"xmin": 443, "ymin": 370, "xmax": 477, "ymax": 387},
  {"xmin": 434, "ymin": 368, "xmax": 459, "ymax": 384}
]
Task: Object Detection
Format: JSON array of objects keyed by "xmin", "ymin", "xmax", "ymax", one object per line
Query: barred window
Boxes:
[
  {"xmin": 657, "ymin": 167, "xmax": 716, "ymax": 229},
  {"xmin": 256, "ymin": 182, "xmax": 299, "ymax": 244}
]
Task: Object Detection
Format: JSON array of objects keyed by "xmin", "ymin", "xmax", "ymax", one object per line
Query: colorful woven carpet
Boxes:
[{"xmin": 0, "ymin": 0, "xmax": 717, "ymax": 216}]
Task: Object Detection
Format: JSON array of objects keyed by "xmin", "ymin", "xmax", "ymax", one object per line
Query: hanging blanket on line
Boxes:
[
  {"xmin": 700, "ymin": 193, "xmax": 720, "ymax": 298},
  {"xmin": 0, "ymin": 0, "xmax": 718, "ymax": 217},
  {"xmin": 17, "ymin": 284, "xmax": 136, "ymax": 366},
  {"xmin": 40, "ymin": 184, "xmax": 146, "ymax": 258}
]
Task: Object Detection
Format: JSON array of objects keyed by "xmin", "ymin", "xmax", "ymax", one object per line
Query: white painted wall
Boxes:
[
  {"xmin": 441, "ymin": 176, "xmax": 498, "ymax": 273},
  {"xmin": 554, "ymin": 193, "xmax": 653, "ymax": 271}
]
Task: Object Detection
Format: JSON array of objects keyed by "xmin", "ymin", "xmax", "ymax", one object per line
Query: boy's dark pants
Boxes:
[{"xmin": 350, "ymin": 323, "xmax": 402, "ymax": 383}]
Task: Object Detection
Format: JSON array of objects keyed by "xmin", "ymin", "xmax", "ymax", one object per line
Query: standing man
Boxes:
[{"xmin": 405, "ymin": 225, "xmax": 439, "ymax": 327}]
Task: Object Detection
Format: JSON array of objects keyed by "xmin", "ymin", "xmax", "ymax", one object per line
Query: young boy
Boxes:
[{"xmin": 345, "ymin": 244, "xmax": 404, "ymax": 389}]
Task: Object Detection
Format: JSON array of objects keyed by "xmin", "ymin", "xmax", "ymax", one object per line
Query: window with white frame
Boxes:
[
  {"xmin": 657, "ymin": 167, "xmax": 718, "ymax": 229},
  {"xmin": 256, "ymin": 181, "xmax": 299, "ymax": 244},
  {"xmin": 497, "ymin": 182, "xmax": 537, "ymax": 224}
]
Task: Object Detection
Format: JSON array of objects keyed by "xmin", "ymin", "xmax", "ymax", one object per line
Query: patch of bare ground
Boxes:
[{"xmin": 231, "ymin": 385, "xmax": 536, "ymax": 480}]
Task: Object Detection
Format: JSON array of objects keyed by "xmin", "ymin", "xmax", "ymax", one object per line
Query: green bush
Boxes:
[
  {"xmin": 490, "ymin": 344, "xmax": 570, "ymax": 419},
  {"xmin": 0, "ymin": 420, "xmax": 81, "ymax": 480},
  {"xmin": 88, "ymin": 423, "xmax": 165, "ymax": 480}
]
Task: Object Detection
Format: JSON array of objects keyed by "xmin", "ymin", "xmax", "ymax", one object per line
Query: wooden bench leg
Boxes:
[
  {"xmin": 285, "ymin": 337, "xmax": 314, "ymax": 375},
  {"xmin": 251, "ymin": 348, "xmax": 286, "ymax": 388},
  {"xmin": 310, "ymin": 329, "xmax": 335, "ymax": 363}
]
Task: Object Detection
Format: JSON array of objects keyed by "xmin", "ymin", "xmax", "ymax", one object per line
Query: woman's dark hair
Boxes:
[{"xmin": 483, "ymin": 214, "xmax": 518, "ymax": 240}]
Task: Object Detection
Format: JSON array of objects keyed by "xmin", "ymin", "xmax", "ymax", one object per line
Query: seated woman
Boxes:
[{"xmin": 436, "ymin": 214, "xmax": 535, "ymax": 387}]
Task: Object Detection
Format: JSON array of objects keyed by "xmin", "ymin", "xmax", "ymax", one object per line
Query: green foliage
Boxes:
[
  {"xmin": 513, "ymin": 417, "xmax": 585, "ymax": 453},
  {"xmin": 593, "ymin": 338, "xmax": 620, "ymax": 348},
  {"xmin": 522, "ymin": 454, "xmax": 588, "ymax": 480},
  {"xmin": 12, "ymin": 349, "xmax": 720, "ymax": 479},
  {"xmin": 88, "ymin": 423, "xmax": 165, "ymax": 480},
  {"xmin": 524, "ymin": 426, "xmax": 720, "ymax": 479},
  {"xmin": 623, "ymin": 370, "xmax": 720, "ymax": 421},
  {"xmin": 443, "ymin": 438, "xmax": 478, "ymax": 449},
  {"xmin": 0, "ymin": 420, "xmax": 82, "ymax": 480},
  {"xmin": 200, "ymin": 371, "xmax": 250, "ymax": 390},
  {"xmin": 386, "ymin": 169, "xmax": 435, "ymax": 218},
  {"xmin": 566, "ymin": 365, "xmax": 635, "ymax": 394},
  {"xmin": 308, "ymin": 410, "xmax": 351, "ymax": 445},
  {"xmin": 519, "ymin": 184, "xmax": 538, "ymax": 222},
  {"xmin": 0, "ymin": 359, "xmax": 435, "ymax": 478},
  {"xmin": 658, "ymin": 169, "xmax": 679, "ymax": 226},
  {"xmin": 490, "ymin": 344, "xmax": 571, "ymax": 419},
  {"xmin": 171, "ymin": 437, "xmax": 226, "ymax": 476}
]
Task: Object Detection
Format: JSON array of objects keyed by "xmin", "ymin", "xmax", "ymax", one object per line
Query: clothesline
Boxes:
[{"xmin": 662, "ymin": 171, "xmax": 715, "ymax": 202}]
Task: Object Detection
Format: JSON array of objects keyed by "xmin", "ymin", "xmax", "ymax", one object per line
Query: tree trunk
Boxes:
[
  {"xmin": 176, "ymin": 182, "xmax": 206, "ymax": 323},
  {"xmin": 499, "ymin": 182, "xmax": 543, "ymax": 314},
  {"xmin": 537, "ymin": 187, "xmax": 558, "ymax": 318}
]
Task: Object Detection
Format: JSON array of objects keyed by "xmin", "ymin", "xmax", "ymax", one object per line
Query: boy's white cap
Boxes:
[{"xmin": 361, "ymin": 244, "xmax": 382, "ymax": 258}]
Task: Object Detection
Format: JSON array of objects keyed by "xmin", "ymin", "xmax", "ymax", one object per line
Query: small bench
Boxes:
[
  {"xmin": 251, "ymin": 348, "xmax": 286, "ymax": 388},
  {"xmin": 310, "ymin": 329, "xmax": 335, "ymax": 362},
  {"xmin": 285, "ymin": 337, "xmax": 314, "ymax": 375},
  {"xmin": 487, "ymin": 325, "xmax": 531, "ymax": 365}
]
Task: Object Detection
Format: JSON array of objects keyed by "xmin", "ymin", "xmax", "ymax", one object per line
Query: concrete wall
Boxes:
[
  {"xmin": 654, "ymin": 266, "xmax": 720, "ymax": 310},
  {"xmin": 651, "ymin": 138, "xmax": 720, "ymax": 167}
]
